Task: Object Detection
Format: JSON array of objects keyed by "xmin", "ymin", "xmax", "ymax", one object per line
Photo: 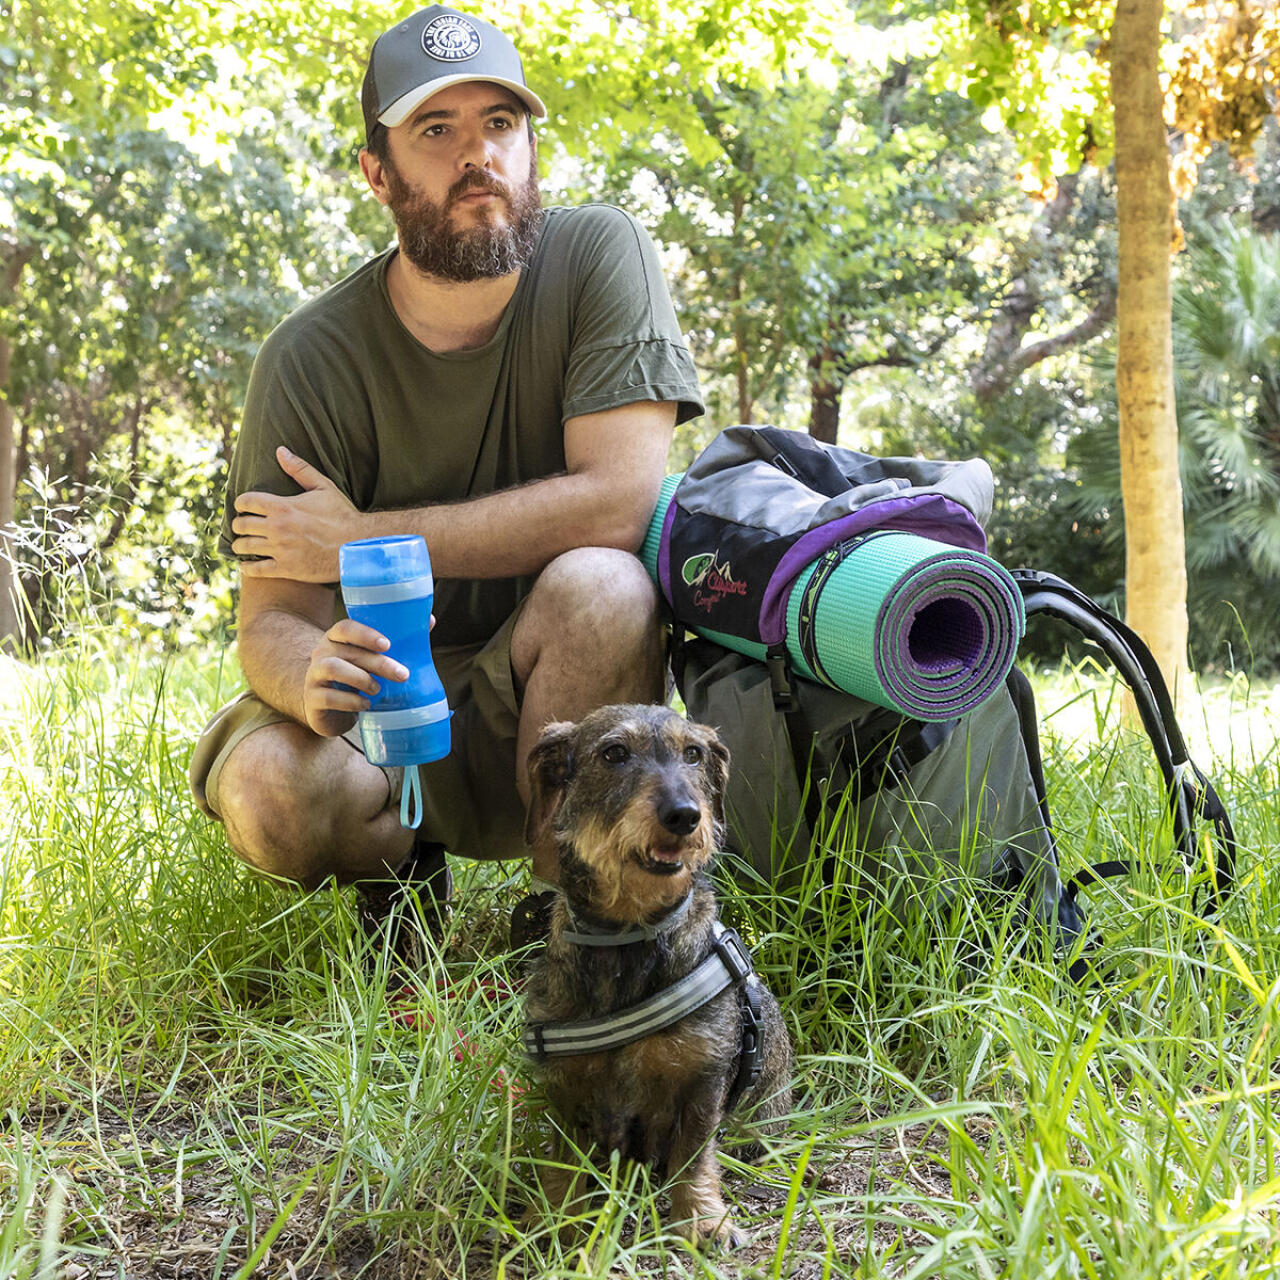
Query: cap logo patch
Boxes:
[{"xmin": 422, "ymin": 14, "xmax": 483, "ymax": 62}]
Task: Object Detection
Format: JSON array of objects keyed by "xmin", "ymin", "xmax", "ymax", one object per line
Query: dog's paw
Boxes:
[
  {"xmin": 673, "ymin": 1209, "xmax": 749, "ymax": 1251},
  {"xmin": 708, "ymin": 1218, "xmax": 750, "ymax": 1251}
]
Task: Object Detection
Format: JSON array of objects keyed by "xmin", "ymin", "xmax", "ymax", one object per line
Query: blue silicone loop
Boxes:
[{"xmin": 400, "ymin": 764, "xmax": 424, "ymax": 830}]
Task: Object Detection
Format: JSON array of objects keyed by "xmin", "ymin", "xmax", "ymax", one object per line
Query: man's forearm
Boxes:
[
  {"xmin": 362, "ymin": 469, "xmax": 652, "ymax": 580},
  {"xmin": 233, "ymin": 401, "xmax": 676, "ymax": 585},
  {"xmin": 237, "ymin": 606, "xmax": 322, "ymax": 725}
]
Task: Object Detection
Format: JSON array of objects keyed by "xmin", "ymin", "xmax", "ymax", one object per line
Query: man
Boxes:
[{"xmin": 188, "ymin": 5, "xmax": 703, "ymax": 947}]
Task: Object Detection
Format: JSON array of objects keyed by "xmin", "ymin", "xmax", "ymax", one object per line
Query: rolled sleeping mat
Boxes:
[{"xmin": 640, "ymin": 473, "xmax": 1026, "ymax": 721}]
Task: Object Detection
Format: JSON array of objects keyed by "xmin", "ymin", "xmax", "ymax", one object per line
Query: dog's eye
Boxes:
[
  {"xmin": 682, "ymin": 745, "xmax": 703, "ymax": 764},
  {"xmin": 601, "ymin": 743, "xmax": 630, "ymax": 765}
]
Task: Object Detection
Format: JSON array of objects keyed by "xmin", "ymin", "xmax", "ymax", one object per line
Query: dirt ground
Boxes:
[{"xmin": 13, "ymin": 1084, "xmax": 956, "ymax": 1279}]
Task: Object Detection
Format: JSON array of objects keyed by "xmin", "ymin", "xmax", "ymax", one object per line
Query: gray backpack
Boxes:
[{"xmin": 654, "ymin": 428, "xmax": 1235, "ymax": 969}]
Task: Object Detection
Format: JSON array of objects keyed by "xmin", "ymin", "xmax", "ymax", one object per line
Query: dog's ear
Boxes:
[
  {"xmin": 698, "ymin": 724, "xmax": 731, "ymax": 825},
  {"xmin": 524, "ymin": 720, "xmax": 576, "ymax": 847}
]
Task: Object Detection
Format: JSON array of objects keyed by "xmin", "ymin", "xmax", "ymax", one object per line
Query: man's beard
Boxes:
[{"xmin": 385, "ymin": 158, "xmax": 544, "ymax": 282}]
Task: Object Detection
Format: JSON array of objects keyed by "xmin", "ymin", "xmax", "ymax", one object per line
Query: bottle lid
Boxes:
[{"xmin": 339, "ymin": 535, "xmax": 432, "ymax": 588}]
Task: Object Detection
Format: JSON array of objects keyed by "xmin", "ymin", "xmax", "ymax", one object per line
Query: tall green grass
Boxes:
[{"xmin": 1, "ymin": 634, "xmax": 1277, "ymax": 1278}]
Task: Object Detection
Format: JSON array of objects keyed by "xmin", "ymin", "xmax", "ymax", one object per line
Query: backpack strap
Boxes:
[
  {"xmin": 763, "ymin": 639, "xmax": 950, "ymax": 839},
  {"xmin": 997, "ymin": 666, "xmax": 1086, "ymax": 941},
  {"xmin": 1011, "ymin": 569, "xmax": 1236, "ymax": 916},
  {"xmin": 1003, "ymin": 666, "xmax": 1057, "ymax": 851}
]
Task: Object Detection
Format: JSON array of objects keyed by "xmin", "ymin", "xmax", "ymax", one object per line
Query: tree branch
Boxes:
[
  {"xmin": 972, "ymin": 289, "xmax": 1116, "ymax": 402},
  {"xmin": 970, "ymin": 172, "xmax": 1093, "ymax": 402}
]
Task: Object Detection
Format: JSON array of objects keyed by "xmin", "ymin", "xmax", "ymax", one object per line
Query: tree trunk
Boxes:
[
  {"xmin": 0, "ymin": 334, "xmax": 17, "ymax": 652},
  {"xmin": 1110, "ymin": 0, "xmax": 1189, "ymax": 695},
  {"xmin": 808, "ymin": 348, "xmax": 841, "ymax": 444},
  {"xmin": 0, "ymin": 242, "xmax": 31, "ymax": 652}
]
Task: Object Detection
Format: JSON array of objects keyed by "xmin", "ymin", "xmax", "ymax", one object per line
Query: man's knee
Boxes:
[
  {"xmin": 527, "ymin": 547, "xmax": 659, "ymax": 642},
  {"xmin": 215, "ymin": 726, "xmax": 370, "ymax": 886},
  {"xmin": 513, "ymin": 548, "xmax": 664, "ymax": 706}
]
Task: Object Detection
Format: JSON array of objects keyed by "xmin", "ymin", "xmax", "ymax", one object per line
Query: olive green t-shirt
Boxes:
[{"xmin": 221, "ymin": 203, "xmax": 704, "ymax": 646}]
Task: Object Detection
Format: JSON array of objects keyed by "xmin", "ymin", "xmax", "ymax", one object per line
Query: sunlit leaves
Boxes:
[
  {"xmin": 929, "ymin": 0, "xmax": 1280, "ymax": 197},
  {"xmin": 928, "ymin": 0, "xmax": 1114, "ymax": 187},
  {"xmin": 4, "ymin": 0, "xmax": 224, "ymax": 167},
  {"xmin": 1166, "ymin": 1, "xmax": 1280, "ymax": 196}
]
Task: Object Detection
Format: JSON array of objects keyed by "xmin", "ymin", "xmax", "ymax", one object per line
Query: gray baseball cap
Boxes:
[{"xmin": 361, "ymin": 5, "xmax": 547, "ymax": 144}]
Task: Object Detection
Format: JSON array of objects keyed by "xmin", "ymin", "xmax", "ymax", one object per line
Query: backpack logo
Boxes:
[
  {"xmin": 682, "ymin": 551, "xmax": 747, "ymax": 612},
  {"xmin": 681, "ymin": 553, "xmax": 716, "ymax": 587},
  {"xmin": 422, "ymin": 14, "xmax": 483, "ymax": 62}
]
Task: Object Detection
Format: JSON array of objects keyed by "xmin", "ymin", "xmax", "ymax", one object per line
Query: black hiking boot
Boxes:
[
  {"xmin": 508, "ymin": 888, "xmax": 556, "ymax": 970},
  {"xmin": 357, "ymin": 840, "xmax": 452, "ymax": 967}
]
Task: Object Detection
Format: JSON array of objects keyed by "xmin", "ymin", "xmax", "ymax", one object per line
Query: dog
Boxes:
[{"xmin": 520, "ymin": 703, "xmax": 792, "ymax": 1247}]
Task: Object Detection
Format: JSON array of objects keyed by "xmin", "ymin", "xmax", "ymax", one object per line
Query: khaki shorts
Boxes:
[{"xmin": 188, "ymin": 603, "xmax": 528, "ymax": 863}]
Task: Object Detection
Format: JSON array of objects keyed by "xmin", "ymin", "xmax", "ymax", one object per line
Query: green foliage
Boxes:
[
  {"xmin": 236, "ymin": 0, "xmax": 836, "ymax": 170},
  {"xmin": 928, "ymin": 0, "xmax": 1114, "ymax": 188},
  {"xmin": 515, "ymin": 0, "xmax": 831, "ymax": 166},
  {"xmin": 3, "ymin": 96, "xmax": 376, "ymax": 645},
  {"xmin": 15, "ymin": 442, "xmax": 233, "ymax": 653},
  {"xmin": 562, "ymin": 41, "xmax": 1012, "ymax": 430},
  {"xmin": 1179, "ymin": 116, "xmax": 1280, "ymax": 242},
  {"xmin": 3, "ymin": 0, "xmax": 223, "ymax": 156},
  {"xmin": 4, "ymin": 0, "xmax": 1279, "ymax": 668}
]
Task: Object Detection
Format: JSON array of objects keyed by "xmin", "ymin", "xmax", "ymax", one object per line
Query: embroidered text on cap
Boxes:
[{"xmin": 423, "ymin": 13, "xmax": 483, "ymax": 61}]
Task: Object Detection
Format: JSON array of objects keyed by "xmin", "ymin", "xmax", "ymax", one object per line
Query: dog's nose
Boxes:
[{"xmin": 657, "ymin": 800, "xmax": 701, "ymax": 837}]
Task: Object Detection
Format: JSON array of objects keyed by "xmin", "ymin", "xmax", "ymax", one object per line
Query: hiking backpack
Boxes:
[{"xmin": 641, "ymin": 427, "xmax": 1236, "ymax": 965}]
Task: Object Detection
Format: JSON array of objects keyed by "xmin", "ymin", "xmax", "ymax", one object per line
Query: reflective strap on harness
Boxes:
[{"xmin": 523, "ymin": 923, "xmax": 754, "ymax": 1060}]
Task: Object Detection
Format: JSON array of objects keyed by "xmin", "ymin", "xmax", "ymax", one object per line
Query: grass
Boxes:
[{"xmin": 1, "ymin": 631, "xmax": 1278, "ymax": 1279}]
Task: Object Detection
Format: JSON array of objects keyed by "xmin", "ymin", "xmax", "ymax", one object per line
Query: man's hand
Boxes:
[
  {"xmin": 232, "ymin": 447, "xmax": 366, "ymax": 582},
  {"xmin": 303, "ymin": 618, "xmax": 408, "ymax": 739}
]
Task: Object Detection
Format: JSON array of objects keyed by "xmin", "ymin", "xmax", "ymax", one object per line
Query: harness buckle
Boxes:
[
  {"xmin": 725, "ymin": 977, "xmax": 765, "ymax": 1112},
  {"xmin": 740, "ymin": 981, "xmax": 763, "ymax": 1079},
  {"xmin": 713, "ymin": 927, "xmax": 753, "ymax": 984}
]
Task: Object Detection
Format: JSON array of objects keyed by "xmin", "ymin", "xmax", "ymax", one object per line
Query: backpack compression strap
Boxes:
[{"xmin": 1012, "ymin": 569, "xmax": 1236, "ymax": 915}]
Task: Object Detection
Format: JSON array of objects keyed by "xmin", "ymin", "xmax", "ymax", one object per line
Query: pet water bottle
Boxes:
[{"xmin": 339, "ymin": 535, "xmax": 450, "ymax": 829}]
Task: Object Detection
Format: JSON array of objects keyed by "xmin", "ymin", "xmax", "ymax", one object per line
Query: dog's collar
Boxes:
[{"xmin": 560, "ymin": 891, "xmax": 693, "ymax": 948}]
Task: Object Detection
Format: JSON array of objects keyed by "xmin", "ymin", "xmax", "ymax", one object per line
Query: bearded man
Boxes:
[{"xmin": 188, "ymin": 5, "xmax": 703, "ymax": 952}]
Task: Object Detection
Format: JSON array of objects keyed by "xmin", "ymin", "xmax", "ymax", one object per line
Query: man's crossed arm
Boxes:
[
  {"xmin": 229, "ymin": 401, "xmax": 676, "ymax": 583},
  {"xmin": 228, "ymin": 400, "xmax": 676, "ymax": 736}
]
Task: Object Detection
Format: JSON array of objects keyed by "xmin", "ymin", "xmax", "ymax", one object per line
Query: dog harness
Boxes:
[{"xmin": 522, "ymin": 916, "xmax": 766, "ymax": 1113}]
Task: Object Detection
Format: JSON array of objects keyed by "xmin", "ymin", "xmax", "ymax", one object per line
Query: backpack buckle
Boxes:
[{"xmin": 766, "ymin": 646, "xmax": 793, "ymax": 712}]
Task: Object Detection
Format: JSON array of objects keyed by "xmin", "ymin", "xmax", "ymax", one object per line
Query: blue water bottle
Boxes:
[{"xmin": 339, "ymin": 535, "xmax": 450, "ymax": 829}]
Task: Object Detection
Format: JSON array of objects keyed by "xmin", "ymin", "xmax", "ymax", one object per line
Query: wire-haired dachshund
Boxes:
[{"xmin": 521, "ymin": 703, "xmax": 792, "ymax": 1246}]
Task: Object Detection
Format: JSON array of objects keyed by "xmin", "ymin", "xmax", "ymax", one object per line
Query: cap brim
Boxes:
[{"xmin": 379, "ymin": 75, "xmax": 547, "ymax": 125}]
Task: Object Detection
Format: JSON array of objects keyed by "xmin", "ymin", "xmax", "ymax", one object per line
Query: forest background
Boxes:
[{"xmin": 3, "ymin": 0, "xmax": 1280, "ymax": 676}]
